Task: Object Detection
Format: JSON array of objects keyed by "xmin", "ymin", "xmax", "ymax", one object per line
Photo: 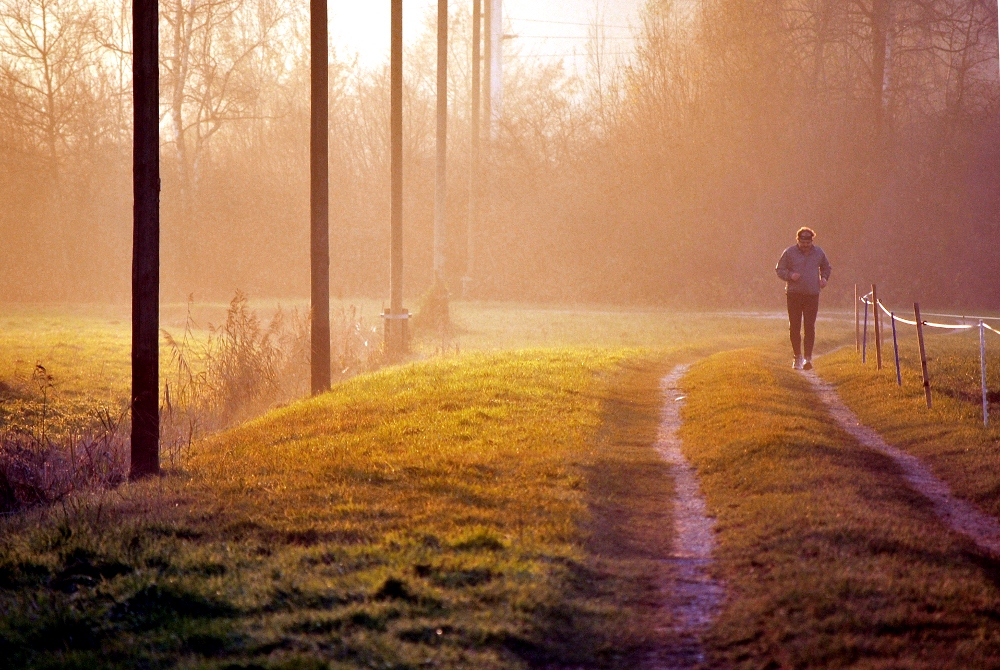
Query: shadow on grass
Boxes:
[{"xmin": 508, "ymin": 358, "xmax": 683, "ymax": 669}]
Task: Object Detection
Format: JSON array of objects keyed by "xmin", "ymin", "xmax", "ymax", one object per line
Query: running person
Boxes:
[{"xmin": 775, "ymin": 227, "xmax": 831, "ymax": 370}]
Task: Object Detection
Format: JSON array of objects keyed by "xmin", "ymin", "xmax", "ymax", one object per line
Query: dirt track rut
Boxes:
[
  {"xmin": 650, "ymin": 365, "xmax": 724, "ymax": 670},
  {"xmin": 804, "ymin": 369, "xmax": 1000, "ymax": 556}
]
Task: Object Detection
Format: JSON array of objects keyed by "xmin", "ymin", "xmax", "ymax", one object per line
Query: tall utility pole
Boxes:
[
  {"xmin": 483, "ymin": 0, "xmax": 492, "ymax": 140},
  {"xmin": 870, "ymin": 0, "xmax": 890, "ymax": 138},
  {"xmin": 463, "ymin": 0, "xmax": 482, "ymax": 298},
  {"xmin": 387, "ymin": 0, "xmax": 407, "ymax": 357},
  {"xmin": 434, "ymin": 0, "xmax": 448, "ymax": 285},
  {"xmin": 489, "ymin": 0, "xmax": 502, "ymax": 125},
  {"xmin": 310, "ymin": 0, "xmax": 331, "ymax": 395},
  {"xmin": 130, "ymin": 0, "xmax": 160, "ymax": 480}
]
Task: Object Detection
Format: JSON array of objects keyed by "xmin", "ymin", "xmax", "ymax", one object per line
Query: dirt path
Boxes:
[
  {"xmin": 649, "ymin": 365, "xmax": 725, "ymax": 670},
  {"xmin": 804, "ymin": 369, "xmax": 1000, "ymax": 556}
]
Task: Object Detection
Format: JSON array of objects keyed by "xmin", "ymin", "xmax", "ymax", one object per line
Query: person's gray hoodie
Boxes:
[{"xmin": 775, "ymin": 245, "xmax": 831, "ymax": 295}]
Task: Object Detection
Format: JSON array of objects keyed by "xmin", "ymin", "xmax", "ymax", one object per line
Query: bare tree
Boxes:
[
  {"xmin": 160, "ymin": 0, "xmax": 285, "ymax": 216},
  {"xmin": 0, "ymin": 0, "xmax": 100, "ymax": 180}
]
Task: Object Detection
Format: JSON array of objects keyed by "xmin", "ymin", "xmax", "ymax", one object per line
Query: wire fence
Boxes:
[{"xmin": 855, "ymin": 283, "xmax": 999, "ymax": 427}]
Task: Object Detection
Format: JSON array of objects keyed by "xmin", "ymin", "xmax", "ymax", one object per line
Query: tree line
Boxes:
[{"xmin": 0, "ymin": 0, "xmax": 996, "ymax": 308}]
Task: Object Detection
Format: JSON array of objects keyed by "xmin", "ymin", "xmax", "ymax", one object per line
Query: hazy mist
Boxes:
[{"xmin": 0, "ymin": 0, "xmax": 997, "ymax": 309}]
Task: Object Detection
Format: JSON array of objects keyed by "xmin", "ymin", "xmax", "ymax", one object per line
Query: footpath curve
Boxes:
[{"xmin": 803, "ymin": 369, "xmax": 1000, "ymax": 556}]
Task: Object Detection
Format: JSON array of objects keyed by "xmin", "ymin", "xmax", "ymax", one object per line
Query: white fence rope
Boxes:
[
  {"xmin": 922, "ymin": 311, "xmax": 1000, "ymax": 323},
  {"xmin": 860, "ymin": 293, "xmax": 993, "ymax": 332},
  {"xmin": 857, "ymin": 290, "xmax": 994, "ymax": 427}
]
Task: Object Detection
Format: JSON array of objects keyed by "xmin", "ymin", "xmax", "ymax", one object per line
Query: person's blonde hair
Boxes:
[{"xmin": 796, "ymin": 227, "xmax": 815, "ymax": 240}]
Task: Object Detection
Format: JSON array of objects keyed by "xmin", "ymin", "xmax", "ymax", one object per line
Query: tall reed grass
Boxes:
[{"xmin": 0, "ymin": 293, "xmax": 382, "ymax": 514}]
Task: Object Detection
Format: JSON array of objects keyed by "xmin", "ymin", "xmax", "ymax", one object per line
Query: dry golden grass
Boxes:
[
  {"xmin": 1, "ymin": 349, "xmax": 676, "ymax": 669},
  {"xmin": 818, "ymin": 339, "xmax": 1000, "ymax": 518},
  {"xmin": 3, "ymin": 304, "xmax": 866, "ymax": 668},
  {"xmin": 681, "ymin": 349, "xmax": 1000, "ymax": 668}
]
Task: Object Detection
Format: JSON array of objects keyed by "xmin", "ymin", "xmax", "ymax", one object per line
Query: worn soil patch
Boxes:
[
  {"xmin": 651, "ymin": 365, "xmax": 724, "ymax": 669},
  {"xmin": 582, "ymin": 361, "xmax": 722, "ymax": 670}
]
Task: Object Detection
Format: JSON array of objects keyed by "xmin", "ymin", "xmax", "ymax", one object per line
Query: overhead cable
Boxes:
[
  {"xmin": 512, "ymin": 34, "xmax": 636, "ymax": 40},
  {"xmin": 507, "ymin": 17, "xmax": 634, "ymax": 29}
]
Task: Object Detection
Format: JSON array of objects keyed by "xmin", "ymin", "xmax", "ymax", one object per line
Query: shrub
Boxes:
[{"xmin": 1, "ymin": 292, "xmax": 382, "ymax": 515}]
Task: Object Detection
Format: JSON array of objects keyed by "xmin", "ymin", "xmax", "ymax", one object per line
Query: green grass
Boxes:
[
  {"xmin": 1, "ymin": 302, "xmax": 865, "ymax": 668},
  {"xmin": 680, "ymin": 349, "xmax": 1000, "ymax": 668},
  {"xmin": 450, "ymin": 302, "xmax": 851, "ymax": 353},
  {"xmin": 0, "ymin": 351, "xmax": 605, "ymax": 668},
  {"xmin": 818, "ymin": 329, "xmax": 1000, "ymax": 520},
  {"xmin": 0, "ymin": 299, "xmax": 378, "ymax": 438},
  {"xmin": 856, "ymin": 324, "xmax": 1000, "ymax": 415},
  {"xmin": 0, "ymin": 300, "xmax": 822, "ymax": 435},
  {"xmin": 0, "ymin": 349, "xmax": 714, "ymax": 669},
  {"xmin": 0, "ymin": 307, "xmax": 133, "ymax": 436}
]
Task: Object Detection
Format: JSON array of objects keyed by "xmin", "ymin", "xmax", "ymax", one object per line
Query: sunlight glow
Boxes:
[{"xmin": 331, "ymin": 0, "xmax": 644, "ymax": 69}]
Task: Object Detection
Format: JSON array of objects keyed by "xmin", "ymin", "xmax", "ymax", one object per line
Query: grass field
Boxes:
[
  {"xmin": 9, "ymin": 300, "xmax": 1000, "ymax": 668},
  {"xmin": 818, "ymin": 326, "xmax": 1000, "ymax": 520},
  {"xmin": 0, "ymin": 306, "xmax": 132, "ymax": 436},
  {"xmin": 0, "ymin": 303, "xmax": 809, "ymax": 669},
  {"xmin": 0, "ymin": 301, "xmax": 824, "ymax": 437},
  {"xmin": 681, "ymin": 349, "xmax": 1000, "ymax": 668},
  {"xmin": 1, "ymin": 351, "xmax": 633, "ymax": 668}
]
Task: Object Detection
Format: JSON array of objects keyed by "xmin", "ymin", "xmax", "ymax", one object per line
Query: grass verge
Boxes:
[
  {"xmin": 579, "ymin": 357, "xmax": 683, "ymax": 663},
  {"xmin": 817, "ymin": 342, "xmax": 1000, "ymax": 520},
  {"xmin": 0, "ymin": 348, "xmax": 688, "ymax": 669},
  {"xmin": 681, "ymin": 349, "xmax": 1000, "ymax": 668}
]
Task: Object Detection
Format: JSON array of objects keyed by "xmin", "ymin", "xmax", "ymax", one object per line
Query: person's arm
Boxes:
[
  {"xmin": 819, "ymin": 252, "xmax": 831, "ymax": 288},
  {"xmin": 775, "ymin": 249, "xmax": 792, "ymax": 281}
]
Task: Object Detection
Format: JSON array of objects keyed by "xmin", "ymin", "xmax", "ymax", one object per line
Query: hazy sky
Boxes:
[{"xmin": 329, "ymin": 0, "xmax": 646, "ymax": 70}]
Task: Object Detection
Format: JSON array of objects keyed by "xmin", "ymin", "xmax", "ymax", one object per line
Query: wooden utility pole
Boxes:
[
  {"xmin": 434, "ymin": 0, "xmax": 448, "ymax": 284},
  {"xmin": 870, "ymin": 0, "xmax": 890, "ymax": 137},
  {"xmin": 463, "ymin": 0, "xmax": 482, "ymax": 298},
  {"xmin": 488, "ymin": 0, "xmax": 502, "ymax": 123},
  {"xmin": 483, "ymin": 0, "xmax": 492, "ymax": 141},
  {"xmin": 130, "ymin": 0, "xmax": 160, "ymax": 480},
  {"xmin": 386, "ymin": 0, "xmax": 408, "ymax": 357},
  {"xmin": 310, "ymin": 0, "xmax": 331, "ymax": 394}
]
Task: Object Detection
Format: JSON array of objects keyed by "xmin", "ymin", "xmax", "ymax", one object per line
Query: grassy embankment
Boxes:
[
  {"xmin": 681, "ymin": 349, "xmax": 1000, "ymax": 668},
  {"xmin": 0, "ymin": 305, "xmax": 812, "ymax": 669},
  {"xmin": 817, "ymin": 327, "xmax": 1000, "ymax": 517},
  {"xmin": 0, "ymin": 301, "xmax": 826, "ymax": 436},
  {"xmin": 2, "ymin": 350, "xmax": 636, "ymax": 669}
]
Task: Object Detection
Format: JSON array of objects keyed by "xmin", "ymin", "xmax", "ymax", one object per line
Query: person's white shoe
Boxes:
[
  {"xmin": 802, "ymin": 359, "xmax": 813, "ymax": 371},
  {"xmin": 793, "ymin": 357, "xmax": 804, "ymax": 370}
]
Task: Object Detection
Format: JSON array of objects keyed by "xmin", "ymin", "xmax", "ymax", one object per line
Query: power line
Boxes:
[
  {"xmin": 513, "ymin": 34, "xmax": 635, "ymax": 40},
  {"xmin": 507, "ymin": 17, "xmax": 634, "ymax": 29},
  {"xmin": 518, "ymin": 52, "xmax": 636, "ymax": 58}
]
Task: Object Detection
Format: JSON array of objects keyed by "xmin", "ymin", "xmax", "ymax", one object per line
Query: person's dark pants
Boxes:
[{"xmin": 787, "ymin": 293, "xmax": 820, "ymax": 359}]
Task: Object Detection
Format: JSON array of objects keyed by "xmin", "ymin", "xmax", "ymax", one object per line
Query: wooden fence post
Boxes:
[
  {"xmin": 981, "ymin": 320, "xmax": 989, "ymax": 428},
  {"xmin": 862, "ymin": 298, "xmax": 869, "ymax": 364},
  {"xmin": 914, "ymin": 302, "xmax": 932, "ymax": 409},
  {"xmin": 855, "ymin": 284, "xmax": 860, "ymax": 353},
  {"xmin": 891, "ymin": 313, "xmax": 902, "ymax": 386},
  {"xmin": 872, "ymin": 284, "xmax": 883, "ymax": 370}
]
